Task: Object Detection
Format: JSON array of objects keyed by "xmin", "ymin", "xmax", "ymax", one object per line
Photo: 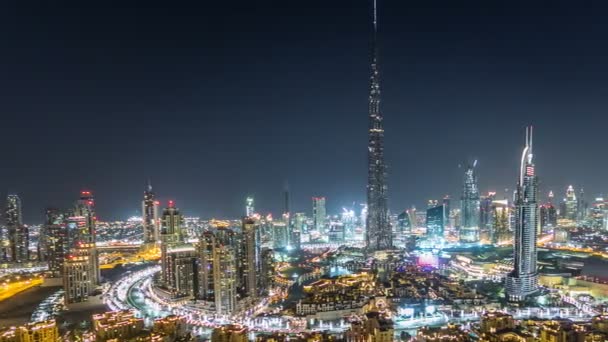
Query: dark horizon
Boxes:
[{"xmin": 2, "ymin": 0, "xmax": 608, "ymax": 223}]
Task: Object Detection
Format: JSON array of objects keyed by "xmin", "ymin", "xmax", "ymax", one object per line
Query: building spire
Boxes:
[{"xmin": 366, "ymin": 0, "xmax": 391, "ymax": 252}]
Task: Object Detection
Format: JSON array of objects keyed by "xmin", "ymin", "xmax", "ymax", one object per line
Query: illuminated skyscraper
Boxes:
[
  {"xmin": 442, "ymin": 196, "xmax": 451, "ymax": 229},
  {"xmin": 142, "ymin": 181, "xmax": 159, "ymax": 244},
  {"xmin": 74, "ymin": 190, "xmax": 99, "ymax": 286},
  {"xmin": 540, "ymin": 192, "xmax": 557, "ymax": 230},
  {"xmin": 6, "ymin": 194, "xmax": 28, "ymax": 262},
  {"xmin": 460, "ymin": 161, "xmax": 480, "ymax": 243},
  {"xmin": 506, "ymin": 126, "xmax": 539, "ymax": 302},
  {"xmin": 63, "ymin": 214, "xmax": 93, "ymax": 304},
  {"xmin": 564, "ymin": 185, "xmax": 577, "ymax": 220},
  {"xmin": 491, "ymin": 199, "xmax": 510, "ymax": 244},
  {"xmin": 160, "ymin": 201, "xmax": 184, "ymax": 289},
  {"xmin": 245, "ymin": 197, "xmax": 254, "ymax": 217},
  {"xmin": 44, "ymin": 208, "xmax": 67, "ymax": 277},
  {"xmin": 312, "ymin": 197, "xmax": 326, "ymax": 233},
  {"xmin": 577, "ymin": 188, "xmax": 588, "ymax": 222},
  {"xmin": 241, "ymin": 217, "xmax": 259, "ymax": 298},
  {"xmin": 426, "ymin": 204, "xmax": 444, "ymax": 239},
  {"xmin": 213, "ymin": 232, "xmax": 237, "ymax": 315},
  {"xmin": 365, "ymin": 0, "xmax": 391, "ymax": 252}
]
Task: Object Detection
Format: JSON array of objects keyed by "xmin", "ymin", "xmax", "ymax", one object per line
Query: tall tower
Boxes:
[
  {"xmin": 5, "ymin": 194, "xmax": 28, "ymax": 262},
  {"xmin": 75, "ymin": 190, "xmax": 99, "ymax": 286},
  {"xmin": 506, "ymin": 126, "xmax": 539, "ymax": 302},
  {"xmin": 312, "ymin": 197, "xmax": 326, "ymax": 233},
  {"xmin": 241, "ymin": 217, "xmax": 259, "ymax": 299},
  {"xmin": 565, "ymin": 185, "xmax": 577, "ymax": 220},
  {"xmin": 160, "ymin": 200, "xmax": 184, "ymax": 288},
  {"xmin": 142, "ymin": 181, "xmax": 159, "ymax": 244},
  {"xmin": 365, "ymin": 0, "xmax": 392, "ymax": 252},
  {"xmin": 245, "ymin": 197, "xmax": 255, "ymax": 217},
  {"xmin": 460, "ymin": 161, "xmax": 481, "ymax": 243}
]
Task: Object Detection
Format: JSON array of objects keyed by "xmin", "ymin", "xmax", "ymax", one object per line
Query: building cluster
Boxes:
[
  {"xmin": 390, "ymin": 265, "xmax": 491, "ymax": 310},
  {"xmin": 295, "ymin": 272, "xmax": 381, "ymax": 318},
  {"xmin": 90, "ymin": 310, "xmax": 187, "ymax": 341},
  {"xmin": 0, "ymin": 320, "xmax": 59, "ymax": 342},
  {"xmin": 31, "ymin": 191, "xmax": 100, "ymax": 305},
  {"xmin": 155, "ymin": 199, "xmax": 275, "ymax": 316},
  {"xmin": 210, "ymin": 311, "xmax": 394, "ymax": 342},
  {"xmin": 413, "ymin": 312, "xmax": 608, "ymax": 342}
]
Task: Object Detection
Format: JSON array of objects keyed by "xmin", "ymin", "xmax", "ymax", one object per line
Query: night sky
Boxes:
[{"xmin": 2, "ymin": 1, "xmax": 608, "ymax": 223}]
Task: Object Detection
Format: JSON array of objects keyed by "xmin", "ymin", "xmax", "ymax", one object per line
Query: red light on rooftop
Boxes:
[{"xmin": 168, "ymin": 200, "xmax": 174, "ymax": 208}]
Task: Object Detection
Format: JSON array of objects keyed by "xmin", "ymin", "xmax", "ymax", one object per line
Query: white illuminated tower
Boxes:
[
  {"xmin": 245, "ymin": 197, "xmax": 254, "ymax": 217},
  {"xmin": 506, "ymin": 126, "xmax": 539, "ymax": 302},
  {"xmin": 366, "ymin": 0, "xmax": 392, "ymax": 252},
  {"xmin": 142, "ymin": 180, "xmax": 159, "ymax": 244}
]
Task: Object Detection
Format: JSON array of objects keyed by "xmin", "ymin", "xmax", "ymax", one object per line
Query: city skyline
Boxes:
[
  {"xmin": 3, "ymin": 1, "xmax": 608, "ymax": 340},
  {"xmin": 3, "ymin": 1, "xmax": 608, "ymax": 221}
]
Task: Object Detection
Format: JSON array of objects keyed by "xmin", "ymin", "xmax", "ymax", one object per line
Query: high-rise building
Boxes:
[
  {"xmin": 283, "ymin": 182, "xmax": 290, "ymax": 215},
  {"xmin": 44, "ymin": 208, "xmax": 68, "ymax": 277},
  {"xmin": 540, "ymin": 200, "xmax": 557, "ymax": 231},
  {"xmin": 577, "ymin": 188, "xmax": 588, "ymax": 222},
  {"xmin": 365, "ymin": 0, "xmax": 392, "ymax": 252},
  {"xmin": 442, "ymin": 196, "xmax": 451, "ymax": 229},
  {"xmin": 241, "ymin": 217, "xmax": 259, "ymax": 299},
  {"xmin": 590, "ymin": 197, "xmax": 607, "ymax": 230},
  {"xmin": 142, "ymin": 181, "xmax": 159, "ymax": 244},
  {"xmin": 426, "ymin": 205, "xmax": 444, "ymax": 239},
  {"xmin": 245, "ymin": 197, "xmax": 255, "ymax": 217},
  {"xmin": 164, "ymin": 246, "xmax": 198, "ymax": 298},
  {"xmin": 312, "ymin": 197, "xmax": 326, "ymax": 233},
  {"xmin": 63, "ymin": 191, "xmax": 100, "ymax": 304},
  {"xmin": 160, "ymin": 201, "xmax": 184, "ymax": 289},
  {"xmin": 480, "ymin": 192, "xmax": 496, "ymax": 242},
  {"xmin": 272, "ymin": 220, "xmax": 289, "ymax": 249},
  {"xmin": 564, "ymin": 185, "xmax": 577, "ymax": 220},
  {"xmin": 460, "ymin": 162, "xmax": 481, "ymax": 243},
  {"xmin": 397, "ymin": 210, "xmax": 412, "ymax": 235},
  {"xmin": 197, "ymin": 227, "xmax": 239, "ymax": 315},
  {"xmin": 63, "ymin": 214, "xmax": 95, "ymax": 304},
  {"xmin": 213, "ymin": 238, "xmax": 237, "ymax": 315},
  {"xmin": 506, "ymin": 126, "xmax": 539, "ymax": 302},
  {"xmin": 74, "ymin": 190, "xmax": 99, "ymax": 285},
  {"xmin": 491, "ymin": 199, "xmax": 510, "ymax": 244},
  {"xmin": 259, "ymin": 248, "xmax": 275, "ymax": 295},
  {"xmin": 6, "ymin": 194, "xmax": 28, "ymax": 262}
]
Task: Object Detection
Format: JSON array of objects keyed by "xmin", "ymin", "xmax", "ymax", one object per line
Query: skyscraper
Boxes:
[
  {"xmin": 245, "ymin": 197, "xmax": 255, "ymax": 217},
  {"xmin": 142, "ymin": 181, "xmax": 159, "ymax": 244},
  {"xmin": 44, "ymin": 208, "xmax": 67, "ymax": 277},
  {"xmin": 506, "ymin": 126, "xmax": 539, "ymax": 302},
  {"xmin": 426, "ymin": 204, "xmax": 445, "ymax": 240},
  {"xmin": 74, "ymin": 190, "xmax": 99, "ymax": 286},
  {"xmin": 160, "ymin": 201, "xmax": 184, "ymax": 289},
  {"xmin": 396, "ymin": 210, "xmax": 412, "ymax": 235},
  {"xmin": 241, "ymin": 217, "xmax": 259, "ymax": 299},
  {"xmin": 312, "ymin": 197, "xmax": 326, "ymax": 233},
  {"xmin": 365, "ymin": 0, "xmax": 392, "ymax": 252},
  {"xmin": 6, "ymin": 194, "xmax": 28, "ymax": 262},
  {"xmin": 564, "ymin": 185, "xmax": 577, "ymax": 220},
  {"xmin": 460, "ymin": 161, "xmax": 481, "ymax": 243},
  {"xmin": 577, "ymin": 188, "xmax": 588, "ymax": 222},
  {"xmin": 442, "ymin": 196, "xmax": 451, "ymax": 229}
]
